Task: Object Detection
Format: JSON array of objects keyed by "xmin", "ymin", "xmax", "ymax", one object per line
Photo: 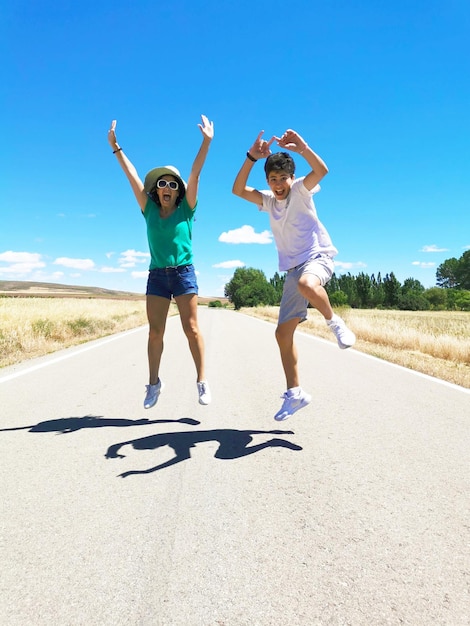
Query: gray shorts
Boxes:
[{"xmin": 278, "ymin": 255, "xmax": 334, "ymax": 326}]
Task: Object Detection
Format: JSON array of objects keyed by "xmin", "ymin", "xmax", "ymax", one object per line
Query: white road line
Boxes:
[
  {"xmin": 243, "ymin": 313, "xmax": 470, "ymax": 395},
  {"xmin": 0, "ymin": 326, "xmax": 146, "ymax": 383}
]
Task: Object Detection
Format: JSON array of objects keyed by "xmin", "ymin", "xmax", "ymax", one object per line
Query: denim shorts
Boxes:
[
  {"xmin": 146, "ymin": 264, "xmax": 199, "ymax": 299},
  {"xmin": 278, "ymin": 254, "xmax": 335, "ymax": 325}
]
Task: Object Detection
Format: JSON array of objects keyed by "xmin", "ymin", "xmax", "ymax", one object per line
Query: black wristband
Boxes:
[
  {"xmin": 113, "ymin": 148, "xmax": 122, "ymax": 154},
  {"xmin": 246, "ymin": 151, "xmax": 257, "ymax": 162}
]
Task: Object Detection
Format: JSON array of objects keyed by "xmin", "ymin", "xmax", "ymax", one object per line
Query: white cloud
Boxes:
[
  {"xmin": 412, "ymin": 261, "xmax": 435, "ymax": 268},
  {"xmin": 420, "ymin": 245, "xmax": 448, "ymax": 253},
  {"xmin": 0, "ymin": 251, "xmax": 46, "ymax": 275},
  {"xmin": 0, "ymin": 251, "xmax": 42, "ymax": 263},
  {"xmin": 54, "ymin": 257, "xmax": 95, "ymax": 270},
  {"xmin": 219, "ymin": 225, "xmax": 273, "ymax": 244},
  {"xmin": 212, "ymin": 260, "xmax": 246, "ymax": 269},
  {"xmin": 131, "ymin": 271, "xmax": 149, "ymax": 279},
  {"xmin": 463, "ymin": 245, "xmax": 470, "ymax": 250},
  {"xmin": 100, "ymin": 266, "xmax": 126, "ymax": 273},
  {"xmin": 334, "ymin": 261, "xmax": 367, "ymax": 270},
  {"xmin": 119, "ymin": 249, "xmax": 150, "ymax": 267},
  {"xmin": 105, "ymin": 252, "xmax": 115, "ymax": 259}
]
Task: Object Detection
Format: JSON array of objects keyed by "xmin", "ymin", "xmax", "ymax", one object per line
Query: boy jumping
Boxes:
[{"xmin": 232, "ymin": 129, "xmax": 355, "ymax": 421}]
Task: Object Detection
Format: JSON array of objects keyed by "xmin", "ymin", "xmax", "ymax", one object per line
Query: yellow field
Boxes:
[
  {"xmin": 1, "ymin": 298, "xmax": 469, "ymax": 389},
  {"xmin": 0, "ymin": 298, "xmax": 149, "ymax": 368},
  {"xmin": 241, "ymin": 306, "xmax": 470, "ymax": 389}
]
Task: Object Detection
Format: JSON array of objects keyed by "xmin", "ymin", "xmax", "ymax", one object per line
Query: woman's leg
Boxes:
[
  {"xmin": 146, "ymin": 295, "xmax": 171, "ymax": 384},
  {"xmin": 174, "ymin": 293, "xmax": 205, "ymax": 381}
]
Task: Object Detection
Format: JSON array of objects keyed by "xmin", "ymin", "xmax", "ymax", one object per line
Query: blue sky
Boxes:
[{"xmin": 2, "ymin": 0, "xmax": 469, "ymax": 297}]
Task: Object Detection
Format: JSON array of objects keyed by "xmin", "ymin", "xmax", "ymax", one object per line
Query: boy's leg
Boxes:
[
  {"xmin": 297, "ymin": 259, "xmax": 356, "ymax": 349},
  {"xmin": 274, "ymin": 319, "xmax": 312, "ymax": 421},
  {"xmin": 273, "ymin": 276, "xmax": 312, "ymax": 421},
  {"xmin": 298, "ymin": 274, "xmax": 333, "ymax": 319},
  {"xmin": 275, "ymin": 317, "xmax": 301, "ymax": 389}
]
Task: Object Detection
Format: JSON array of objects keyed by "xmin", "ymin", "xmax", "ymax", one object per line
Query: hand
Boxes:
[
  {"xmin": 198, "ymin": 114, "xmax": 214, "ymax": 141},
  {"xmin": 274, "ymin": 129, "xmax": 308, "ymax": 154},
  {"xmin": 108, "ymin": 119, "xmax": 119, "ymax": 149},
  {"xmin": 248, "ymin": 131, "xmax": 275, "ymax": 160}
]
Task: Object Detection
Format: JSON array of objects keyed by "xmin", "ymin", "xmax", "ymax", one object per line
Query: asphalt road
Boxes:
[{"xmin": 1, "ymin": 307, "xmax": 469, "ymax": 626}]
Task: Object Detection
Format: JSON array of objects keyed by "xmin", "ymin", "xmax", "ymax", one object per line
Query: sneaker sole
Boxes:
[
  {"xmin": 338, "ymin": 341, "xmax": 355, "ymax": 350},
  {"xmin": 274, "ymin": 395, "xmax": 312, "ymax": 421}
]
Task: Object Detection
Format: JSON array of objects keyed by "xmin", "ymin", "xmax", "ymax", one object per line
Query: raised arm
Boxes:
[
  {"xmin": 232, "ymin": 131, "xmax": 275, "ymax": 204},
  {"xmin": 185, "ymin": 115, "xmax": 214, "ymax": 210},
  {"xmin": 274, "ymin": 129, "xmax": 328, "ymax": 191},
  {"xmin": 107, "ymin": 120, "xmax": 148, "ymax": 212}
]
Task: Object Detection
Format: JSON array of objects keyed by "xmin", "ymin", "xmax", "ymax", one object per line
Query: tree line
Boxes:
[{"xmin": 224, "ymin": 251, "xmax": 470, "ymax": 311}]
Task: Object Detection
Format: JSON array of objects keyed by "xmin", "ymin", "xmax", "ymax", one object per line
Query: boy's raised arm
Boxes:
[
  {"xmin": 186, "ymin": 115, "xmax": 214, "ymax": 210},
  {"xmin": 232, "ymin": 131, "xmax": 274, "ymax": 204},
  {"xmin": 274, "ymin": 129, "xmax": 328, "ymax": 191}
]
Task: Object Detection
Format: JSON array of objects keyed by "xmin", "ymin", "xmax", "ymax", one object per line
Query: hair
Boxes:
[
  {"xmin": 149, "ymin": 175, "xmax": 186, "ymax": 207},
  {"xmin": 264, "ymin": 152, "xmax": 296, "ymax": 178}
]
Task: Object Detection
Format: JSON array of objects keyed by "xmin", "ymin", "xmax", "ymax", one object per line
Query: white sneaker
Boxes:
[
  {"xmin": 274, "ymin": 388, "xmax": 311, "ymax": 421},
  {"xmin": 144, "ymin": 379, "xmax": 164, "ymax": 409},
  {"xmin": 197, "ymin": 381, "xmax": 211, "ymax": 405},
  {"xmin": 327, "ymin": 315, "xmax": 356, "ymax": 349}
]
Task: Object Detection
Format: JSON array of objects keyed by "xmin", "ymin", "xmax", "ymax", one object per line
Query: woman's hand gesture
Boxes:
[
  {"xmin": 198, "ymin": 114, "xmax": 214, "ymax": 141},
  {"xmin": 108, "ymin": 120, "xmax": 119, "ymax": 150}
]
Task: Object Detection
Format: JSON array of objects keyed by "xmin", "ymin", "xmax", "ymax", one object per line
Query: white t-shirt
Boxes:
[{"xmin": 258, "ymin": 177, "xmax": 338, "ymax": 272}]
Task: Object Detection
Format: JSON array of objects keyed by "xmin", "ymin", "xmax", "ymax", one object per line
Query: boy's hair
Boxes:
[{"xmin": 264, "ymin": 152, "xmax": 296, "ymax": 178}]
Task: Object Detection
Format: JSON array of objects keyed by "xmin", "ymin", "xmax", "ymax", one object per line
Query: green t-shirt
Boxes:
[{"xmin": 143, "ymin": 195, "xmax": 196, "ymax": 269}]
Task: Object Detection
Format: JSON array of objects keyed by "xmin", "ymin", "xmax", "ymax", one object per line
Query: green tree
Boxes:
[
  {"xmin": 402, "ymin": 278, "xmax": 425, "ymax": 294},
  {"xmin": 329, "ymin": 290, "xmax": 349, "ymax": 307},
  {"xmin": 326, "ymin": 273, "xmax": 341, "ymax": 294},
  {"xmin": 436, "ymin": 257, "xmax": 459, "ymax": 288},
  {"xmin": 398, "ymin": 292, "xmax": 429, "ymax": 311},
  {"xmin": 455, "ymin": 250, "xmax": 470, "ymax": 290},
  {"xmin": 337, "ymin": 273, "xmax": 359, "ymax": 307},
  {"xmin": 224, "ymin": 268, "xmax": 276, "ymax": 310},
  {"xmin": 371, "ymin": 273, "xmax": 385, "ymax": 308},
  {"xmin": 269, "ymin": 271, "xmax": 285, "ymax": 305},
  {"xmin": 383, "ymin": 272, "xmax": 401, "ymax": 308},
  {"xmin": 452, "ymin": 290, "xmax": 470, "ymax": 311},
  {"xmin": 446, "ymin": 288, "xmax": 470, "ymax": 311},
  {"xmin": 355, "ymin": 272, "xmax": 374, "ymax": 308},
  {"xmin": 424, "ymin": 287, "xmax": 448, "ymax": 310}
]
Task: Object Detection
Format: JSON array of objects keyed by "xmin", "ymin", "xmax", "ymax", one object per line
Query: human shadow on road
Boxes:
[
  {"xmin": 105, "ymin": 428, "xmax": 302, "ymax": 477},
  {"xmin": 0, "ymin": 415, "xmax": 200, "ymax": 435}
]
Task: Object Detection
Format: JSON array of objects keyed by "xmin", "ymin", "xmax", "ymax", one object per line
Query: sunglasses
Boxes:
[{"xmin": 156, "ymin": 179, "xmax": 179, "ymax": 190}]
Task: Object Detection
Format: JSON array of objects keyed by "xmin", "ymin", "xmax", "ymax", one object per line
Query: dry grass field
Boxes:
[
  {"xmin": 241, "ymin": 306, "xmax": 470, "ymax": 389},
  {"xmin": 0, "ymin": 297, "xmax": 150, "ymax": 368}
]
